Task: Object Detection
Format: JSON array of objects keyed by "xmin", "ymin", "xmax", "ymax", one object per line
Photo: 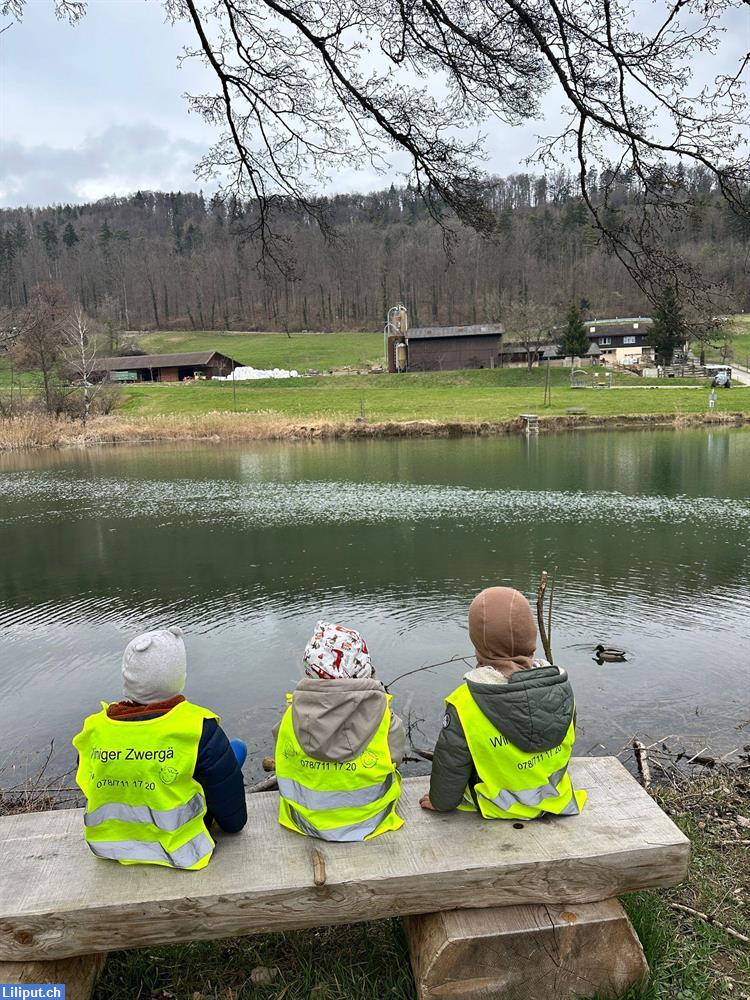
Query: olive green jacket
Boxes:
[{"xmin": 428, "ymin": 665, "xmax": 576, "ymax": 811}]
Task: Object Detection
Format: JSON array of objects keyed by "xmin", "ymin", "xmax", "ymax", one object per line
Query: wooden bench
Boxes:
[{"xmin": 0, "ymin": 757, "xmax": 689, "ymax": 1000}]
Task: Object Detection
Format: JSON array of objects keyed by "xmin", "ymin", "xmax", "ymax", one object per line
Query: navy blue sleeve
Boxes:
[{"xmin": 194, "ymin": 719, "xmax": 247, "ymax": 834}]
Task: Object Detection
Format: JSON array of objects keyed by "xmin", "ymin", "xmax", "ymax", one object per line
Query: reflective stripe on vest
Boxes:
[
  {"xmin": 445, "ymin": 682, "xmax": 587, "ymax": 820},
  {"xmin": 277, "ymin": 772, "xmax": 395, "ymax": 811},
  {"xmin": 286, "ymin": 799, "xmax": 398, "ymax": 843},
  {"xmin": 72, "ymin": 700, "xmax": 219, "ymax": 870},
  {"xmin": 490, "ymin": 764, "xmax": 580, "ymax": 816},
  {"xmin": 275, "ymin": 692, "xmax": 403, "ymax": 841},
  {"xmin": 87, "ymin": 830, "xmax": 213, "ymax": 869},
  {"xmin": 83, "ymin": 791, "xmax": 206, "ymax": 832}
]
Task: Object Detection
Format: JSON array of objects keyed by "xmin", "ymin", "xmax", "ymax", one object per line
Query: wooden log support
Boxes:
[
  {"xmin": 403, "ymin": 899, "xmax": 648, "ymax": 1000},
  {"xmin": 0, "ymin": 954, "xmax": 106, "ymax": 1000}
]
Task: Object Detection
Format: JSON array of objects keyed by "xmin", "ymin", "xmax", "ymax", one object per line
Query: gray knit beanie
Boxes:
[{"xmin": 122, "ymin": 626, "xmax": 187, "ymax": 704}]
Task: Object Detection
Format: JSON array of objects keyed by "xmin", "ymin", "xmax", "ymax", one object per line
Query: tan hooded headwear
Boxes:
[{"xmin": 468, "ymin": 587, "xmax": 537, "ymax": 676}]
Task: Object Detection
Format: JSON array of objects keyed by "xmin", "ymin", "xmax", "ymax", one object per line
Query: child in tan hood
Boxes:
[
  {"xmin": 274, "ymin": 621, "xmax": 405, "ymax": 841},
  {"xmin": 421, "ymin": 587, "xmax": 587, "ymax": 818}
]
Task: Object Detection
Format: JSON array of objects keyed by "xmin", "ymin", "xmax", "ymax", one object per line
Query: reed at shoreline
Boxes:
[{"xmin": 0, "ymin": 409, "xmax": 748, "ymax": 453}]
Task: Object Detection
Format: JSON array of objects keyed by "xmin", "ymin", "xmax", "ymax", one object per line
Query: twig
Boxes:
[
  {"xmin": 536, "ymin": 571, "xmax": 553, "ymax": 662},
  {"xmin": 312, "ymin": 848, "xmax": 327, "ymax": 886},
  {"xmin": 669, "ymin": 903, "xmax": 749, "ymax": 944},
  {"xmin": 385, "ymin": 653, "xmax": 474, "ymax": 690},
  {"xmin": 547, "ymin": 566, "xmax": 557, "ymax": 656},
  {"xmin": 28, "ymin": 741, "xmax": 55, "ymax": 795},
  {"xmin": 685, "ymin": 746, "xmax": 710, "ymax": 765},
  {"xmin": 248, "ymin": 775, "xmax": 278, "ymax": 793},
  {"xmin": 633, "ymin": 739, "xmax": 652, "ymax": 788},
  {"xmin": 411, "ymin": 747, "xmax": 434, "ymax": 762}
]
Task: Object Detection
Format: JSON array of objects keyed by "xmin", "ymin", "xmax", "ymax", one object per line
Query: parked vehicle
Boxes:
[{"xmin": 707, "ymin": 365, "xmax": 732, "ymax": 388}]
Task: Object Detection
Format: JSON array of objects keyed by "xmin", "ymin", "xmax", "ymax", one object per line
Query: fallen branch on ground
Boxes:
[
  {"xmin": 633, "ymin": 739, "xmax": 652, "ymax": 788},
  {"xmin": 248, "ymin": 775, "xmax": 278, "ymax": 793},
  {"xmin": 669, "ymin": 903, "xmax": 749, "ymax": 945}
]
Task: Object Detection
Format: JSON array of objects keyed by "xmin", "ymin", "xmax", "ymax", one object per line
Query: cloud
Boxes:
[{"xmin": 0, "ymin": 124, "xmax": 208, "ymax": 207}]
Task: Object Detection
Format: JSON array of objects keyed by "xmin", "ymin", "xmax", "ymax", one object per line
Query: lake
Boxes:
[{"xmin": 1, "ymin": 429, "xmax": 748, "ymax": 781}]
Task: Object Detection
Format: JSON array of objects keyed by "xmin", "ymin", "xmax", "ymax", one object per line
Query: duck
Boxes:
[{"xmin": 594, "ymin": 644, "xmax": 627, "ymax": 663}]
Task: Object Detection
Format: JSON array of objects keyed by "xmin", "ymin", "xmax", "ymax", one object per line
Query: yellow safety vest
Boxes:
[
  {"xmin": 446, "ymin": 683, "xmax": 587, "ymax": 820},
  {"xmin": 72, "ymin": 700, "xmax": 219, "ymax": 869},
  {"xmin": 276, "ymin": 692, "xmax": 403, "ymax": 841}
]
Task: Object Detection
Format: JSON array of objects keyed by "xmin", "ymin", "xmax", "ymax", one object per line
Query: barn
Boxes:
[
  {"xmin": 91, "ymin": 351, "xmax": 242, "ymax": 383},
  {"xmin": 387, "ymin": 324, "xmax": 503, "ymax": 373}
]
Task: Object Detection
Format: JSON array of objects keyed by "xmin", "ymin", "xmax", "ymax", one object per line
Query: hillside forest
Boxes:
[{"xmin": 1, "ymin": 167, "xmax": 748, "ymax": 340}]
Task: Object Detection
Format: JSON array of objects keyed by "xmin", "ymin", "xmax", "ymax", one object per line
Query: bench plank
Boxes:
[{"xmin": 0, "ymin": 757, "xmax": 689, "ymax": 962}]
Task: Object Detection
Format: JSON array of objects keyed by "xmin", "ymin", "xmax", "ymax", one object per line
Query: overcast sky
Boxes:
[{"xmin": 1, "ymin": 0, "xmax": 748, "ymax": 208}]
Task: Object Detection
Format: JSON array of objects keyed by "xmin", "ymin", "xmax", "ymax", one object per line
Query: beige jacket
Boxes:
[{"xmin": 273, "ymin": 677, "xmax": 406, "ymax": 764}]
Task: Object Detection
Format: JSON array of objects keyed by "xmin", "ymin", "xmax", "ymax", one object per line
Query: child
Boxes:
[
  {"xmin": 420, "ymin": 587, "xmax": 586, "ymax": 818},
  {"xmin": 73, "ymin": 626, "xmax": 247, "ymax": 870},
  {"xmin": 275, "ymin": 621, "xmax": 405, "ymax": 841}
]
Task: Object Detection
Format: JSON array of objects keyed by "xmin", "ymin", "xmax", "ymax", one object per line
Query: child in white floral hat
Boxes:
[{"xmin": 272, "ymin": 621, "xmax": 405, "ymax": 841}]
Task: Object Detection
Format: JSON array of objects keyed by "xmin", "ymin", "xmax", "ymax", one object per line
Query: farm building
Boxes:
[
  {"xmin": 499, "ymin": 317, "xmax": 653, "ymax": 368},
  {"xmin": 91, "ymin": 351, "xmax": 242, "ymax": 383},
  {"xmin": 387, "ymin": 324, "xmax": 503, "ymax": 373},
  {"xmin": 584, "ymin": 317, "xmax": 654, "ymax": 366}
]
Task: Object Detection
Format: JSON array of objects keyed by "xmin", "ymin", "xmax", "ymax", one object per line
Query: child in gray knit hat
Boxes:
[{"xmin": 73, "ymin": 626, "xmax": 247, "ymax": 869}]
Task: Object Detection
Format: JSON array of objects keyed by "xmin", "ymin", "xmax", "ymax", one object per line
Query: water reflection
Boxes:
[{"xmin": 0, "ymin": 429, "xmax": 748, "ymax": 775}]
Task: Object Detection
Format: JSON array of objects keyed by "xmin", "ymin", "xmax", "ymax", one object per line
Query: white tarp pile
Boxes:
[{"xmin": 214, "ymin": 366, "xmax": 300, "ymax": 381}]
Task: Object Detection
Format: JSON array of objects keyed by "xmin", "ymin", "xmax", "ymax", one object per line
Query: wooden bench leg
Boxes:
[
  {"xmin": 0, "ymin": 954, "xmax": 106, "ymax": 1000},
  {"xmin": 403, "ymin": 898, "xmax": 648, "ymax": 1000}
]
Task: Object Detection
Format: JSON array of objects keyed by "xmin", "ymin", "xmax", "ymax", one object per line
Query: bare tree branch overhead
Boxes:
[
  {"xmin": 1, "ymin": 0, "xmax": 84, "ymax": 21},
  {"xmin": 5, "ymin": 0, "xmax": 750, "ymax": 297}
]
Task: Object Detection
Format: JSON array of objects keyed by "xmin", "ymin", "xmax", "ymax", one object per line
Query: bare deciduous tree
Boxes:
[
  {"xmin": 164, "ymin": 0, "xmax": 750, "ymax": 301},
  {"xmin": 7, "ymin": 0, "xmax": 748, "ymax": 305},
  {"xmin": 12, "ymin": 284, "xmax": 71, "ymax": 414},
  {"xmin": 63, "ymin": 305, "xmax": 103, "ymax": 428},
  {"xmin": 504, "ymin": 301, "xmax": 557, "ymax": 370}
]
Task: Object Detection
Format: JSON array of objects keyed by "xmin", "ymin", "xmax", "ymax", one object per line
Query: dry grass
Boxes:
[
  {"xmin": 1, "ymin": 409, "xmax": 749, "ymax": 453},
  {"xmin": 0, "ymin": 743, "xmax": 79, "ymax": 817}
]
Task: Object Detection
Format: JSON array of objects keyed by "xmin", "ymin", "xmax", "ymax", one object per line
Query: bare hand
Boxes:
[{"xmin": 420, "ymin": 793, "xmax": 437, "ymax": 811}]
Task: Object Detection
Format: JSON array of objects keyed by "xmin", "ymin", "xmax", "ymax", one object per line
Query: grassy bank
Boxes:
[
  {"xmin": 1, "ymin": 408, "xmax": 749, "ymax": 452},
  {"xmin": 3, "ymin": 355, "xmax": 750, "ymax": 453},
  {"xmin": 88, "ymin": 770, "xmax": 747, "ymax": 999},
  {"xmin": 115, "ymin": 368, "xmax": 746, "ymax": 424}
]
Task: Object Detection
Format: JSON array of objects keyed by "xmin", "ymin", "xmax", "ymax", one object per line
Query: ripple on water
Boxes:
[{"xmin": 1, "ymin": 472, "xmax": 749, "ymax": 531}]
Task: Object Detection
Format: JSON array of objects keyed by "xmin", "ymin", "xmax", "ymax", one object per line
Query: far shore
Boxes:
[{"xmin": 1, "ymin": 410, "xmax": 749, "ymax": 454}]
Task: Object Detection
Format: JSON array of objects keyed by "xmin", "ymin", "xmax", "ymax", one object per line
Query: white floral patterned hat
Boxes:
[{"xmin": 302, "ymin": 620, "xmax": 374, "ymax": 679}]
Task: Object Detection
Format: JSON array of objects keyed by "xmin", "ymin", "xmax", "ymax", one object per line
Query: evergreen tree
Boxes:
[
  {"xmin": 62, "ymin": 222, "xmax": 79, "ymax": 249},
  {"xmin": 98, "ymin": 220, "xmax": 113, "ymax": 250},
  {"xmin": 38, "ymin": 220, "xmax": 58, "ymax": 259},
  {"xmin": 12, "ymin": 220, "xmax": 27, "ymax": 252},
  {"xmin": 649, "ymin": 285, "xmax": 687, "ymax": 364},
  {"xmin": 559, "ymin": 302, "xmax": 590, "ymax": 358}
]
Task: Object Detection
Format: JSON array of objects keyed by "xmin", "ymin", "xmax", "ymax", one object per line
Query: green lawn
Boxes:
[
  {"xmin": 704, "ymin": 315, "xmax": 750, "ymax": 367},
  {"xmin": 119, "ymin": 367, "xmax": 747, "ymax": 422},
  {"xmin": 727, "ymin": 316, "xmax": 750, "ymax": 368},
  {"xmin": 133, "ymin": 331, "xmax": 385, "ymax": 372}
]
